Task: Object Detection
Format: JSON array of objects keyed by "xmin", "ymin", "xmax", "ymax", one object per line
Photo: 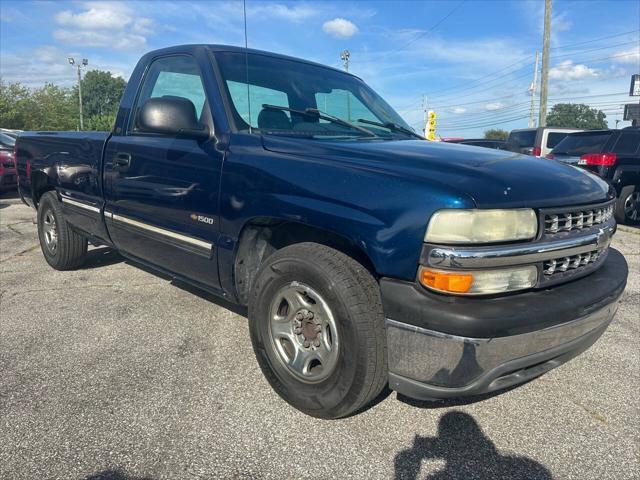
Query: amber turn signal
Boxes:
[{"xmin": 419, "ymin": 268, "xmax": 473, "ymax": 294}]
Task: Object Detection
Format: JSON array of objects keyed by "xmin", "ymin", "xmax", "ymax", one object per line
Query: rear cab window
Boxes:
[
  {"xmin": 546, "ymin": 132, "xmax": 570, "ymax": 149},
  {"xmin": 507, "ymin": 130, "xmax": 536, "ymax": 148},
  {"xmin": 551, "ymin": 131, "xmax": 613, "ymax": 156}
]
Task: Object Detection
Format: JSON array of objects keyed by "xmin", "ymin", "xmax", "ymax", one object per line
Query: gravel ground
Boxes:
[{"xmin": 1, "ymin": 191, "xmax": 639, "ymax": 480}]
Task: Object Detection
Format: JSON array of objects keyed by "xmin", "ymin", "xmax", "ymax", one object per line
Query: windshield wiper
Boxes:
[
  {"xmin": 356, "ymin": 118, "xmax": 424, "ymax": 139},
  {"xmin": 261, "ymin": 104, "xmax": 378, "ymax": 138}
]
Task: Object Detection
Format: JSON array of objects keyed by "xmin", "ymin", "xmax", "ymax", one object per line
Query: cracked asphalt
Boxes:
[{"xmin": 1, "ymin": 191, "xmax": 639, "ymax": 480}]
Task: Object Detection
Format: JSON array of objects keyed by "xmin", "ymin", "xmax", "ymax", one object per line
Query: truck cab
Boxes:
[{"xmin": 15, "ymin": 45, "xmax": 628, "ymax": 419}]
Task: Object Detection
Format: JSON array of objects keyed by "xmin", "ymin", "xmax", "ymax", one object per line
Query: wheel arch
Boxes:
[{"xmin": 233, "ymin": 217, "xmax": 378, "ymax": 305}]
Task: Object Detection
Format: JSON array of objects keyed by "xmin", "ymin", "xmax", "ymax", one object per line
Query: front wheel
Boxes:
[
  {"xmin": 37, "ymin": 191, "xmax": 88, "ymax": 270},
  {"xmin": 248, "ymin": 243, "xmax": 387, "ymax": 419},
  {"xmin": 615, "ymin": 185, "xmax": 640, "ymax": 225}
]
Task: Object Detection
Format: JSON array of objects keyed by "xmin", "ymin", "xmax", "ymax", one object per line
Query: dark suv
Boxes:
[{"xmin": 548, "ymin": 128, "xmax": 640, "ymax": 224}]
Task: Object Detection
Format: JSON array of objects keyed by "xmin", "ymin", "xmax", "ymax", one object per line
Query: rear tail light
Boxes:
[
  {"xmin": 545, "ymin": 153, "xmax": 555, "ymax": 160},
  {"xmin": 532, "ymin": 146, "xmax": 541, "ymax": 156},
  {"xmin": 579, "ymin": 152, "xmax": 617, "ymax": 166}
]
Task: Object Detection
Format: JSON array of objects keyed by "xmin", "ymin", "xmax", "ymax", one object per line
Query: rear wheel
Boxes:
[
  {"xmin": 37, "ymin": 191, "xmax": 88, "ymax": 270},
  {"xmin": 615, "ymin": 185, "xmax": 640, "ymax": 225},
  {"xmin": 248, "ymin": 243, "xmax": 387, "ymax": 419}
]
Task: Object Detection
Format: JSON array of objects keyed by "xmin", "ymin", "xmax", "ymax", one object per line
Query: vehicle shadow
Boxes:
[
  {"xmin": 83, "ymin": 247, "xmax": 125, "ymax": 269},
  {"xmin": 394, "ymin": 410, "xmax": 552, "ymax": 480},
  {"xmin": 84, "ymin": 469, "xmax": 153, "ymax": 480}
]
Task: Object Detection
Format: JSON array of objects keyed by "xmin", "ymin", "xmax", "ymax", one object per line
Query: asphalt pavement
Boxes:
[{"xmin": 1, "ymin": 191, "xmax": 639, "ymax": 480}]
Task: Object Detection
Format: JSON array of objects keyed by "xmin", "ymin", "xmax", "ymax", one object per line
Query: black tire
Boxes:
[
  {"xmin": 615, "ymin": 185, "xmax": 640, "ymax": 225},
  {"xmin": 248, "ymin": 242, "xmax": 387, "ymax": 419},
  {"xmin": 37, "ymin": 191, "xmax": 88, "ymax": 270}
]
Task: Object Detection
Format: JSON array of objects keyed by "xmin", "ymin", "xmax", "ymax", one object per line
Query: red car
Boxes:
[{"xmin": 0, "ymin": 132, "xmax": 18, "ymax": 191}]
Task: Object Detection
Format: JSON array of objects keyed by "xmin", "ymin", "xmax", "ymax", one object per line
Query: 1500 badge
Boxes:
[{"xmin": 190, "ymin": 213, "xmax": 215, "ymax": 225}]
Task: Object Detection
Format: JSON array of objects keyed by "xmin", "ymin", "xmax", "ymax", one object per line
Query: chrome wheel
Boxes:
[
  {"xmin": 42, "ymin": 209, "xmax": 58, "ymax": 254},
  {"xmin": 268, "ymin": 281, "xmax": 339, "ymax": 383},
  {"xmin": 624, "ymin": 191, "xmax": 640, "ymax": 221}
]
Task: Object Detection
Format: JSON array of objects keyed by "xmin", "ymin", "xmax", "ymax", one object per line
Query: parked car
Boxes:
[
  {"xmin": 506, "ymin": 127, "xmax": 583, "ymax": 157},
  {"xmin": 0, "ymin": 132, "xmax": 17, "ymax": 191},
  {"xmin": 547, "ymin": 129, "xmax": 640, "ymax": 224},
  {"xmin": 15, "ymin": 45, "xmax": 628, "ymax": 418},
  {"xmin": 443, "ymin": 138, "xmax": 507, "ymax": 150}
]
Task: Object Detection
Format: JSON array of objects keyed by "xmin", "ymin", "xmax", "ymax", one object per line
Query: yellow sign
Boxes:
[{"xmin": 426, "ymin": 110, "xmax": 437, "ymax": 141}]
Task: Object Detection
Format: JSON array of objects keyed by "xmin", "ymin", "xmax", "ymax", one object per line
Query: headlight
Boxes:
[
  {"xmin": 425, "ymin": 209, "xmax": 537, "ymax": 244},
  {"xmin": 419, "ymin": 265, "xmax": 538, "ymax": 295}
]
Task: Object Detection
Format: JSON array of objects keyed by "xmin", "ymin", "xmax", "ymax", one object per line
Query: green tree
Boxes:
[
  {"xmin": 75, "ymin": 70, "xmax": 126, "ymax": 129},
  {"xmin": 0, "ymin": 80, "xmax": 33, "ymax": 129},
  {"xmin": 484, "ymin": 128, "xmax": 509, "ymax": 140},
  {"xmin": 85, "ymin": 112, "xmax": 116, "ymax": 131},
  {"xmin": 546, "ymin": 103, "xmax": 607, "ymax": 129},
  {"xmin": 26, "ymin": 83, "xmax": 77, "ymax": 130}
]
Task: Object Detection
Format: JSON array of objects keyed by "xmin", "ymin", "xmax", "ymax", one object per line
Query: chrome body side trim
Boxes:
[
  {"xmin": 385, "ymin": 300, "xmax": 618, "ymax": 389},
  {"xmin": 426, "ymin": 222, "xmax": 614, "ymax": 269},
  {"xmin": 108, "ymin": 213, "xmax": 213, "ymax": 250},
  {"xmin": 60, "ymin": 195, "xmax": 100, "ymax": 213}
]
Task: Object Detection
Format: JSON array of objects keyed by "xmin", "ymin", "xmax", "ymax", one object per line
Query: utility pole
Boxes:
[
  {"xmin": 538, "ymin": 0, "xmax": 552, "ymax": 127},
  {"xmin": 341, "ymin": 50, "xmax": 351, "ymax": 120},
  {"xmin": 68, "ymin": 57, "xmax": 88, "ymax": 130},
  {"xmin": 528, "ymin": 51, "xmax": 539, "ymax": 128},
  {"xmin": 422, "ymin": 95, "xmax": 428, "ymax": 138}
]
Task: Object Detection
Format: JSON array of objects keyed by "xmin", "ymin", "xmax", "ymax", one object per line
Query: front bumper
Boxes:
[{"xmin": 382, "ymin": 248, "xmax": 627, "ymax": 400}]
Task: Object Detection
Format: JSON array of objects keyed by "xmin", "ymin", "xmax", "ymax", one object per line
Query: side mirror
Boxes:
[{"xmin": 137, "ymin": 96, "xmax": 209, "ymax": 140}]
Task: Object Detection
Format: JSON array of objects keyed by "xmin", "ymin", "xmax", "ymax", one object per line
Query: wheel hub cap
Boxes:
[
  {"xmin": 269, "ymin": 282, "xmax": 339, "ymax": 383},
  {"xmin": 43, "ymin": 210, "xmax": 58, "ymax": 254}
]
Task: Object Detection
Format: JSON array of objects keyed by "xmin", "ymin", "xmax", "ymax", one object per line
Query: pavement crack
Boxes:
[
  {"xmin": 0, "ymin": 244, "xmax": 40, "ymax": 263},
  {"xmin": 6, "ymin": 224, "xmax": 24, "ymax": 235}
]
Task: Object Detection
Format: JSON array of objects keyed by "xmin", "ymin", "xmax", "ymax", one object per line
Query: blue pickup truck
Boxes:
[{"xmin": 15, "ymin": 45, "xmax": 628, "ymax": 419}]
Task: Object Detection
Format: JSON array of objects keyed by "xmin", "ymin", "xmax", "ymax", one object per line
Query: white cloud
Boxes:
[
  {"xmin": 252, "ymin": 3, "xmax": 318, "ymax": 22},
  {"xmin": 53, "ymin": 30, "xmax": 147, "ymax": 51},
  {"xmin": 485, "ymin": 102, "xmax": 505, "ymax": 111},
  {"xmin": 549, "ymin": 60, "xmax": 598, "ymax": 81},
  {"xmin": 451, "ymin": 107, "xmax": 466, "ymax": 114},
  {"xmin": 0, "ymin": 45, "xmax": 132, "ymax": 87},
  {"xmin": 322, "ymin": 18, "xmax": 358, "ymax": 38},
  {"xmin": 611, "ymin": 47, "xmax": 640, "ymax": 65},
  {"xmin": 53, "ymin": 2, "xmax": 153, "ymax": 51},
  {"xmin": 56, "ymin": 2, "xmax": 132, "ymax": 30}
]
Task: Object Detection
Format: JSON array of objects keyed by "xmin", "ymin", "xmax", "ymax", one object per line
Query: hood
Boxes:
[{"xmin": 262, "ymin": 136, "xmax": 613, "ymax": 208}]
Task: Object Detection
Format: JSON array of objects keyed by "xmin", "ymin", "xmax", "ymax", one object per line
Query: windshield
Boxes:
[
  {"xmin": 214, "ymin": 51, "xmax": 415, "ymax": 139},
  {"xmin": 551, "ymin": 131, "xmax": 612, "ymax": 156}
]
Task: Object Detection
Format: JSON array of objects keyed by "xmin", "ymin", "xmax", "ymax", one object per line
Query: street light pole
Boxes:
[
  {"xmin": 68, "ymin": 57, "xmax": 88, "ymax": 130},
  {"xmin": 340, "ymin": 50, "xmax": 351, "ymax": 120}
]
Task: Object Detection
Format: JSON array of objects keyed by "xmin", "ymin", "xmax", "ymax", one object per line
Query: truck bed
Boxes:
[{"xmin": 16, "ymin": 131, "xmax": 110, "ymax": 209}]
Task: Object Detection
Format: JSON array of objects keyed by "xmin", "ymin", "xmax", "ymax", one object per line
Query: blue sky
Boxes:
[{"xmin": 1, "ymin": 0, "xmax": 639, "ymax": 137}]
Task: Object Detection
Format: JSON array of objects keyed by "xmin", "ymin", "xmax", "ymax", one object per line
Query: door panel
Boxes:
[
  {"xmin": 105, "ymin": 135, "xmax": 222, "ymax": 288},
  {"xmin": 103, "ymin": 54, "xmax": 223, "ymax": 290}
]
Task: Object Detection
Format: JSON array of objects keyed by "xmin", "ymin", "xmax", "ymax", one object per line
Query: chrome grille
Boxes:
[
  {"xmin": 544, "ymin": 204, "xmax": 614, "ymax": 234},
  {"xmin": 543, "ymin": 249, "xmax": 603, "ymax": 275}
]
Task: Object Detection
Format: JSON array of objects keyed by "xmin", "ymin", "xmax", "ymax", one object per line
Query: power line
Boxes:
[
  {"xmin": 550, "ymin": 29, "xmax": 639, "ymax": 51},
  {"xmin": 351, "ymin": 0, "xmax": 467, "ymax": 66},
  {"xmin": 426, "ymin": 33, "xmax": 639, "ymax": 98}
]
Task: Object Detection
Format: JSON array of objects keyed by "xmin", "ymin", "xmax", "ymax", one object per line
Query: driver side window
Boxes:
[{"xmin": 131, "ymin": 55, "xmax": 207, "ymax": 133}]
